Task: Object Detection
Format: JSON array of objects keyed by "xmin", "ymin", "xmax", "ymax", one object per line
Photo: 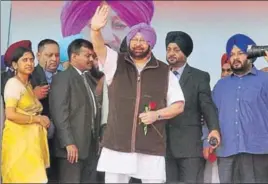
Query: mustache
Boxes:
[
  {"xmin": 133, "ymin": 47, "xmax": 144, "ymax": 50},
  {"xmin": 168, "ymin": 56, "xmax": 177, "ymax": 60},
  {"xmin": 233, "ymin": 60, "xmax": 242, "ymax": 63}
]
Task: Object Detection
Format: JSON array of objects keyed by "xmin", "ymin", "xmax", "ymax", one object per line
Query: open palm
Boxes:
[{"xmin": 91, "ymin": 5, "xmax": 109, "ymax": 31}]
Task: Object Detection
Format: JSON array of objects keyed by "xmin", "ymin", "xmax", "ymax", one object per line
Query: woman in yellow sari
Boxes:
[{"xmin": 1, "ymin": 47, "xmax": 50, "ymax": 183}]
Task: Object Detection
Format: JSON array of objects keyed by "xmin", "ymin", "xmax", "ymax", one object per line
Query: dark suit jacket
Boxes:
[
  {"xmin": 49, "ymin": 66, "xmax": 101, "ymax": 159},
  {"xmin": 1, "ymin": 69, "xmax": 14, "ymax": 99},
  {"xmin": 167, "ymin": 64, "xmax": 220, "ymax": 158},
  {"xmin": 30, "ymin": 64, "xmax": 53, "ymax": 117}
]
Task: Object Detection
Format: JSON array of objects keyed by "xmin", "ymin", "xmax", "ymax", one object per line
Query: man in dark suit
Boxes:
[
  {"xmin": 49, "ymin": 39, "xmax": 100, "ymax": 183},
  {"xmin": 165, "ymin": 31, "xmax": 221, "ymax": 183},
  {"xmin": 30, "ymin": 39, "xmax": 61, "ymax": 182}
]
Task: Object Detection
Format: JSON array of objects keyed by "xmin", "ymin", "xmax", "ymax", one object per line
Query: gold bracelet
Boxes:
[{"xmin": 28, "ymin": 115, "xmax": 33, "ymax": 124}]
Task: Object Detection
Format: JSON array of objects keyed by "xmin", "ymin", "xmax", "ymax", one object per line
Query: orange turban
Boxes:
[{"xmin": 221, "ymin": 53, "xmax": 229, "ymax": 67}]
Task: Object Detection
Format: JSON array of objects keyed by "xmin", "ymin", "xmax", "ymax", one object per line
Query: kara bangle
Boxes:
[{"xmin": 156, "ymin": 111, "xmax": 162, "ymax": 120}]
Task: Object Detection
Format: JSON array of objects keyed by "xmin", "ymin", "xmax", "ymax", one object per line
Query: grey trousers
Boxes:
[
  {"xmin": 218, "ymin": 153, "xmax": 268, "ymax": 183},
  {"xmin": 166, "ymin": 157, "xmax": 205, "ymax": 183},
  {"xmin": 58, "ymin": 138, "xmax": 98, "ymax": 183}
]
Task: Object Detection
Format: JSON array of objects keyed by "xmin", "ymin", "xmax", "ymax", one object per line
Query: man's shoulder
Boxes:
[
  {"xmin": 257, "ymin": 69, "xmax": 268, "ymax": 78},
  {"xmin": 33, "ymin": 64, "xmax": 43, "ymax": 73},
  {"xmin": 188, "ymin": 66, "xmax": 210, "ymax": 82},
  {"xmin": 52, "ymin": 67, "xmax": 72, "ymax": 81},
  {"xmin": 214, "ymin": 76, "xmax": 231, "ymax": 90},
  {"xmin": 256, "ymin": 69, "xmax": 268, "ymax": 86},
  {"xmin": 156, "ymin": 59, "xmax": 169, "ymax": 69},
  {"xmin": 189, "ymin": 66, "xmax": 209, "ymax": 76}
]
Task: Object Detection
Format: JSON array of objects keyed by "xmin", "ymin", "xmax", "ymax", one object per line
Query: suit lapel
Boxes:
[
  {"xmin": 69, "ymin": 66, "xmax": 88, "ymax": 96},
  {"xmin": 35, "ymin": 65, "xmax": 48, "ymax": 84},
  {"xmin": 179, "ymin": 64, "xmax": 192, "ymax": 88}
]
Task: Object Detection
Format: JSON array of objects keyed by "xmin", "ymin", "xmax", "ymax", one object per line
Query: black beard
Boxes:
[
  {"xmin": 231, "ymin": 60, "xmax": 251, "ymax": 75},
  {"xmin": 128, "ymin": 46, "xmax": 150, "ymax": 60},
  {"xmin": 167, "ymin": 57, "xmax": 186, "ymax": 67}
]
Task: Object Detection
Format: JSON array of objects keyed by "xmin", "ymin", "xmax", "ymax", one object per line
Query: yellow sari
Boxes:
[{"xmin": 1, "ymin": 78, "xmax": 50, "ymax": 183}]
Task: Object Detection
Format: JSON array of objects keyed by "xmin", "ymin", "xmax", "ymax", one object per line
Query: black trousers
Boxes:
[
  {"xmin": 57, "ymin": 138, "xmax": 98, "ymax": 183},
  {"xmin": 166, "ymin": 157, "xmax": 205, "ymax": 183},
  {"xmin": 218, "ymin": 153, "xmax": 268, "ymax": 183}
]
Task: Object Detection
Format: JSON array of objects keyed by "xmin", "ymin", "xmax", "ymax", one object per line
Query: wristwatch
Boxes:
[{"xmin": 156, "ymin": 112, "xmax": 162, "ymax": 120}]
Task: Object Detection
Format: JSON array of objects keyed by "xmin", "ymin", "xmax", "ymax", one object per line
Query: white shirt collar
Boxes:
[
  {"xmin": 175, "ymin": 63, "xmax": 187, "ymax": 75},
  {"xmin": 73, "ymin": 66, "xmax": 87, "ymax": 75}
]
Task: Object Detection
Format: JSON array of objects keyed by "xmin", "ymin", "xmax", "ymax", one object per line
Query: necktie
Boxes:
[
  {"xmin": 173, "ymin": 71, "xmax": 181, "ymax": 81},
  {"xmin": 81, "ymin": 73, "xmax": 97, "ymax": 136},
  {"xmin": 173, "ymin": 71, "xmax": 179, "ymax": 76}
]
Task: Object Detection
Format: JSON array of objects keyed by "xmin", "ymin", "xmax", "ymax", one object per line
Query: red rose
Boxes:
[{"xmin": 149, "ymin": 101, "xmax": 157, "ymax": 110}]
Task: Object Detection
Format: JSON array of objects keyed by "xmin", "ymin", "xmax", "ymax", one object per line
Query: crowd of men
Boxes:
[{"xmin": 1, "ymin": 4, "xmax": 268, "ymax": 184}]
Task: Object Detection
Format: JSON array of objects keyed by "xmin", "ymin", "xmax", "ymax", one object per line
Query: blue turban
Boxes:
[
  {"xmin": 58, "ymin": 33, "xmax": 83, "ymax": 63},
  {"xmin": 226, "ymin": 34, "xmax": 256, "ymax": 58}
]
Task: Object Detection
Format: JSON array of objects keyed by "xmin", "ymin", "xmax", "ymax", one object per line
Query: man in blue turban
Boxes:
[
  {"xmin": 225, "ymin": 34, "xmax": 258, "ymax": 75},
  {"xmin": 212, "ymin": 33, "xmax": 268, "ymax": 183}
]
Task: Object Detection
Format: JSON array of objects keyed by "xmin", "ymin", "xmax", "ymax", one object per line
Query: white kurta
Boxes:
[{"xmin": 97, "ymin": 47, "xmax": 185, "ymax": 181}]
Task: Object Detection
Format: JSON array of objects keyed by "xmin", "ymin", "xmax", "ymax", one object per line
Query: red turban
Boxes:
[
  {"xmin": 4, "ymin": 40, "xmax": 32, "ymax": 67},
  {"xmin": 221, "ymin": 53, "xmax": 229, "ymax": 67}
]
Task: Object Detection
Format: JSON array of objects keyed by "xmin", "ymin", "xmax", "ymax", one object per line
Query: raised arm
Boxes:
[{"xmin": 90, "ymin": 5, "xmax": 110, "ymax": 65}]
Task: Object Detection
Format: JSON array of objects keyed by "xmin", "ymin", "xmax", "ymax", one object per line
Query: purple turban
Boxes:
[
  {"xmin": 226, "ymin": 34, "xmax": 256, "ymax": 57},
  {"xmin": 126, "ymin": 23, "xmax": 157, "ymax": 49},
  {"xmin": 61, "ymin": 1, "xmax": 154, "ymax": 37}
]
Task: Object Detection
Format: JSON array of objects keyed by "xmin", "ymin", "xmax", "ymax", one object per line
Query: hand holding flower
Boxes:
[
  {"xmin": 139, "ymin": 101, "xmax": 158, "ymax": 135},
  {"xmin": 139, "ymin": 111, "xmax": 158, "ymax": 125}
]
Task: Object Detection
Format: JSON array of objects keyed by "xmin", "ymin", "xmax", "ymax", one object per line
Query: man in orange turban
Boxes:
[{"xmin": 220, "ymin": 53, "xmax": 232, "ymax": 78}]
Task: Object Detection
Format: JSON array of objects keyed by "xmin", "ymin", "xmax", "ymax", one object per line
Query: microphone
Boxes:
[
  {"xmin": 40, "ymin": 60, "xmax": 49, "ymax": 86},
  {"xmin": 209, "ymin": 137, "xmax": 218, "ymax": 147}
]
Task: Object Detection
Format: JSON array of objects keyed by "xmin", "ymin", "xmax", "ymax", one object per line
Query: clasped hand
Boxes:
[{"xmin": 139, "ymin": 111, "xmax": 158, "ymax": 125}]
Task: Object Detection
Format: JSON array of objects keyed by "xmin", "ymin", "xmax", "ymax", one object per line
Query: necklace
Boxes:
[
  {"xmin": 15, "ymin": 75, "xmax": 37, "ymax": 101},
  {"xmin": 15, "ymin": 75, "xmax": 41, "ymax": 113},
  {"xmin": 15, "ymin": 75, "xmax": 29, "ymax": 87}
]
